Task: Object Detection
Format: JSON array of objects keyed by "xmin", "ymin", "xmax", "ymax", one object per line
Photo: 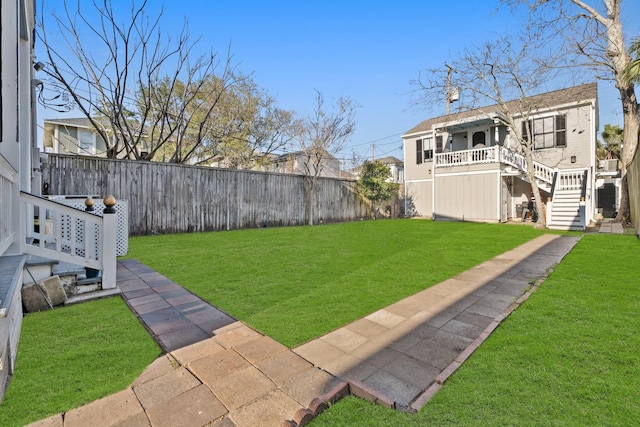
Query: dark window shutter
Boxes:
[
  {"xmin": 521, "ymin": 120, "xmax": 529, "ymax": 142},
  {"xmin": 416, "ymin": 139, "xmax": 423, "ymax": 164},
  {"xmin": 555, "ymin": 115, "xmax": 566, "ymax": 147},
  {"xmin": 435, "ymin": 135, "xmax": 443, "ymax": 153}
]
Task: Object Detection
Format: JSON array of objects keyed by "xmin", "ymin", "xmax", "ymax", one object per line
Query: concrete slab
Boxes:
[
  {"xmin": 365, "ymin": 309, "xmax": 406, "ymax": 328},
  {"xmin": 171, "ymin": 337, "xmax": 226, "ymax": 365},
  {"xmin": 230, "ymin": 389, "xmax": 303, "ymax": 427},
  {"xmin": 362, "ymin": 369, "xmax": 422, "ymax": 408},
  {"xmin": 64, "ymin": 388, "xmax": 144, "ymax": 427},
  {"xmin": 133, "ymin": 367, "xmax": 200, "ymax": 410},
  {"xmin": 131, "ymin": 355, "xmax": 179, "ymax": 387},
  {"xmin": 213, "ymin": 322, "xmax": 263, "ymax": 348},
  {"xmin": 280, "ymin": 367, "xmax": 344, "ymax": 408},
  {"xmin": 234, "ymin": 335, "xmax": 288, "ymax": 364},
  {"xmin": 24, "ymin": 414, "xmax": 64, "ymax": 427},
  {"xmin": 188, "ymin": 349, "xmax": 250, "ymax": 385},
  {"xmin": 294, "ymin": 338, "xmax": 347, "ymax": 366},
  {"xmin": 321, "ymin": 327, "xmax": 369, "ymax": 353},
  {"xmin": 145, "ymin": 384, "xmax": 227, "ymax": 427},
  {"xmin": 209, "ymin": 365, "xmax": 276, "ymax": 410},
  {"xmin": 255, "ymin": 349, "xmax": 314, "ymax": 385}
]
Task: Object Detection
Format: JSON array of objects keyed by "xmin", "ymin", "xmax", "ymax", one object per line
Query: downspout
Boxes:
[{"xmin": 588, "ymin": 99, "xmax": 597, "ymax": 224}]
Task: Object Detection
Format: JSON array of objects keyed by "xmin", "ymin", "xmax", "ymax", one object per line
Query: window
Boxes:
[
  {"xmin": 521, "ymin": 115, "xmax": 567, "ymax": 149},
  {"xmin": 417, "ymin": 137, "xmax": 435, "ymax": 164},
  {"xmin": 78, "ymin": 130, "xmax": 96, "ymax": 155}
]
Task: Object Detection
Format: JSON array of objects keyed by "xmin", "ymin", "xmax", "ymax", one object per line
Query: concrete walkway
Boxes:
[
  {"xmin": 28, "ymin": 234, "xmax": 580, "ymax": 427},
  {"xmin": 598, "ymin": 218, "xmax": 625, "ymax": 234}
]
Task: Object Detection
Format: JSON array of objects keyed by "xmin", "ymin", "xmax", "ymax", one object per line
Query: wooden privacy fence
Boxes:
[{"xmin": 41, "ymin": 154, "xmax": 370, "ymax": 236}]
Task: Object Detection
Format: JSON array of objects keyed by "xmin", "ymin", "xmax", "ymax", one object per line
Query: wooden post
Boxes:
[{"xmin": 101, "ymin": 195, "xmax": 117, "ymax": 289}]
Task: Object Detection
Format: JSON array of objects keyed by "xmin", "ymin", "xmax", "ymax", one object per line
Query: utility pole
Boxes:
[
  {"xmin": 371, "ymin": 144, "xmax": 375, "ymax": 161},
  {"xmin": 446, "ymin": 64, "xmax": 452, "ymax": 115}
]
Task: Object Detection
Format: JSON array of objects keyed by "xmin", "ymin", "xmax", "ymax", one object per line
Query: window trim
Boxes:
[{"xmin": 521, "ymin": 114, "xmax": 567, "ymax": 150}]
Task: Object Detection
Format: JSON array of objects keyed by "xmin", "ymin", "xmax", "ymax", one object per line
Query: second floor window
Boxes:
[
  {"xmin": 416, "ymin": 137, "xmax": 434, "ymax": 164},
  {"xmin": 522, "ymin": 115, "xmax": 566, "ymax": 149}
]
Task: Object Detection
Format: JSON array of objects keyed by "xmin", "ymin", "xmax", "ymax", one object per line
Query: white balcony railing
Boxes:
[
  {"xmin": 434, "ymin": 146, "xmax": 566, "ymax": 191},
  {"xmin": 19, "ymin": 192, "xmax": 117, "ymax": 289},
  {"xmin": 556, "ymin": 169, "xmax": 587, "ymax": 191},
  {"xmin": 436, "ymin": 146, "xmax": 499, "ymax": 166}
]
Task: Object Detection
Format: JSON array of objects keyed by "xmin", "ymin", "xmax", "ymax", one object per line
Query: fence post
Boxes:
[{"xmin": 101, "ymin": 195, "xmax": 117, "ymax": 289}]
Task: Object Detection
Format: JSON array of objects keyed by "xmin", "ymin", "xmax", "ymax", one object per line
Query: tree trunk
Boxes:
[
  {"xmin": 604, "ymin": 1, "xmax": 639, "ymax": 222},
  {"xmin": 613, "ymin": 90, "xmax": 639, "ymax": 222},
  {"xmin": 305, "ymin": 179, "xmax": 315, "ymax": 226}
]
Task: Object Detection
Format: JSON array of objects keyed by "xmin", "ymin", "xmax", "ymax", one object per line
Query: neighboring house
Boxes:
[
  {"xmin": 403, "ymin": 83, "xmax": 599, "ymax": 230},
  {"xmin": 377, "ymin": 156, "xmax": 404, "ymax": 183},
  {"xmin": 43, "ymin": 117, "xmax": 149, "ymax": 158},
  {"xmin": 350, "ymin": 156, "xmax": 405, "ymax": 183},
  {"xmin": 271, "ymin": 149, "xmax": 343, "ymax": 178},
  {"xmin": 595, "ymin": 158, "xmax": 620, "ymax": 218}
]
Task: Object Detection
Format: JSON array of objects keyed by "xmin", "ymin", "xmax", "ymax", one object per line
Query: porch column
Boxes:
[{"xmin": 101, "ymin": 196, "xmax": 117, "ymax": 289}]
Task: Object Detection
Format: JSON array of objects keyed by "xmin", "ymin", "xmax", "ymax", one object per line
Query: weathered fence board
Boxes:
[{"xmin": 41, "ymin": 154, "xmax": 370, "ymax": 236}]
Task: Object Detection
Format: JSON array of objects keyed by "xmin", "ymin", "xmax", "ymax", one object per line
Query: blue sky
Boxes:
[{"xmin": 38, "ymin": 0, "xmax": 640, "ymax": 164}]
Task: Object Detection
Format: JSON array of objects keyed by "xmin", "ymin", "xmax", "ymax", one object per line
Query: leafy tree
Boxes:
[
  {"xmin": 597, "ymin": 124, "xmax": 623, "ymax": 160},
  {"xmin": 625, "ymin": 37, "xmax": 640, "ymax": 83},
  {"xmin": 296, "ymin": 91, "xmax": 357, "ymax": 225},
  {"xmin": 358, "ymin": 160, "xmax": 400, "ymax": 218},
  {"xmin": 39, "ymin": 0, "xmax": 294, "ymax": 166}
]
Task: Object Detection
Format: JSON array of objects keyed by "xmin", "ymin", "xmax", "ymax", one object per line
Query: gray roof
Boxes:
[
  {"xmin": 404, "ymin": 83, "xmax": 597, "ymax": 136},
  {"xmin": 44, "ymin": 117, "xmax": 112, "ymax": 128},
  {"xmin": 377, "ymin": 156, "xmax": 404, "ymax": 166}
]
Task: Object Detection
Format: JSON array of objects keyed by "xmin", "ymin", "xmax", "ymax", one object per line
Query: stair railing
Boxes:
[
  {"xmin": 498, "ymin": 147, "xmax": 555, "ymax": 186},
  {"xmin": 19, "ymin": 192, "xmax": 117, "ymax": 289}
]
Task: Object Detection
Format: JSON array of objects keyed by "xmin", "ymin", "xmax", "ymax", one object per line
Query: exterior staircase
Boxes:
[
  {"xmin": 547, "ymin": 188, "xmax": 584, "ymax": 231},
  {"xmin": 498, "ymin": 147, "xmax": 588, "ymax": 230},
  {"xmin": 22, "ymin": 255, "xmax": 120, "ymax": 312}
]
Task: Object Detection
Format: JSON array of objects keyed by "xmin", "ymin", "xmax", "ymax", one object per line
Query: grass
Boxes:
[
  {"xmin": 124, "ymin": 220, "xmax": 548, "ymax": 347},
  {"xmin": 0, "ymin": 220, "xmax": 567, "ymax": 426},
  {"xmin": 310, "ymin": 233, "xmax": 640, "ymax": 426},
  {"xmin": 0, "ymin": 298, "xmax": 160, "ymax": 427}
]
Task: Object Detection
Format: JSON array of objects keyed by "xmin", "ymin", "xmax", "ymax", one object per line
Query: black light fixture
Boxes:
[{"xmin": 571, "ymin": 156, "xmax": 576, "ymax": 163}]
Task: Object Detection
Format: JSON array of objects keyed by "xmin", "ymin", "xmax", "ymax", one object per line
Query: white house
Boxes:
[
  {"xmin": 270, "ymin": 149, "xmax": 343, "ymax": 178},
  {"xmin": 1, "ymin": 0, "xmax": 39, "ymax": 399},
  {"xmin": 403, "ymin": 83, "xmax": 599, "ymax": 230},
  {"xmin": 43, "ymin": 117, "xmax": 149, "ymax": 158},
  {"xmin": 1, "ymin": 1, "xmax": 119, "ymax": 402}
]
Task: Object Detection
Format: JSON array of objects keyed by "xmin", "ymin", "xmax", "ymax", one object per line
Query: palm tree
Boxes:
[
  {"xmin": 626, "ymin": 38, "xmax": 640, "ymax": 83},
  {"xmin": 598, "ymin": 124, "xmax": 623, "ymax": 161}
]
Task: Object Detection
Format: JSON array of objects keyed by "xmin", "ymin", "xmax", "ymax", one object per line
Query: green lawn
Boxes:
[
  {"xmin": 0, "ymin": 220, "xmax": 569, "ymax": 426},
  {"xmin": 0, "ymin": 298, "xmax": 160, "ymax": 427},
  {"xmin": 310, "ymin": 233, "xmax": 640, "ymax": 426},
  {"xmin": 125, "ymin": 220, "xmax": 547, "ymax": 347}
]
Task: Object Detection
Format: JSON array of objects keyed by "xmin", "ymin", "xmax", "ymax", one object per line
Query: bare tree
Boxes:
[
  {"xmin": 501, "ymin": 0, "xmax": 639, "ymax": 222},
  {"xmin": 296, "ymin": 91, "xmax": 357, "ymax": 225},
  {"xmin": 413, "ymin": 36, "xmax": 558, "ymax": 225},
  {"xmin": 38, "ymin": 0, "xmax": 239, "ymax": 162}
]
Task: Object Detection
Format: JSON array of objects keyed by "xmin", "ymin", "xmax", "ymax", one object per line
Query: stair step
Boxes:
[
  {"xmin": 52, "ymin": 262, "xmax": 86, "ymax": 277},
  {"xmin": 77, "ymin": 276, "xmax": 102, "ymax": 286},
  {"xmin": 65, "ymin": 288, "xmax": 121, "ymax": 306},
  {"xmin": 552, "ymin": 208, "xmax": 580, "ymax": 214}
]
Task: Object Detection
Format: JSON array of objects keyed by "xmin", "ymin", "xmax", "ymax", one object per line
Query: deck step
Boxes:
[{"xmin": 65, "ymin": 287, "xmax": 121, "ymax": 306}]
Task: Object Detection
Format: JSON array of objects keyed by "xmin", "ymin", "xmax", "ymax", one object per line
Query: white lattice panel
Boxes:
[{"xmin": 49, "ymin": 196, "xmax": 129, "ymax": 256}]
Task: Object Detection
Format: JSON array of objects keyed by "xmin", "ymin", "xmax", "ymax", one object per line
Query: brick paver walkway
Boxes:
[{"xmin": 27, "ymin": 234, "xmax": 580, "ymax": 427}]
